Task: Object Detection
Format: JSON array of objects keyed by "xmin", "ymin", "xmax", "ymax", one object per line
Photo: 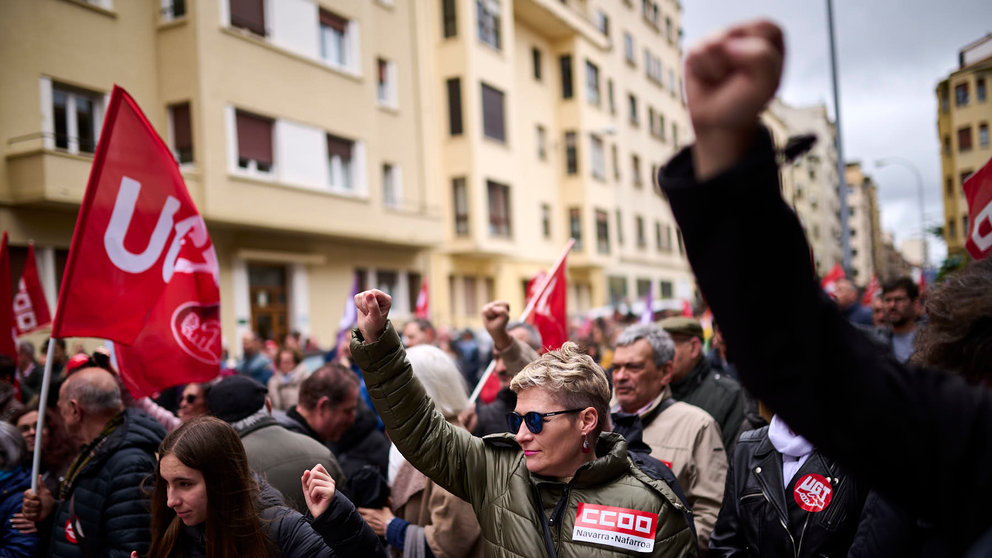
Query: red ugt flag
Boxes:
[
  {"xmin": 13, "ymin": 244, "xmax": 52, "ymax": 336},
  {"xmin": 0, "ymin": 233, "xmax": 16, "ymax": 358},
  {"xmin": 527, "ymin": 261, "xmax": 568, "ymax": 351},
  {"xmin": 860, "ymin": 274, "xmax": 880, "ymax": 307},
  {"xmin": 964, "ymin": 158, "xmax": 992, "ymax": 260},
  {"xmin": 52, "ymin": 86, "xmax": 220, "ymax": 396}
]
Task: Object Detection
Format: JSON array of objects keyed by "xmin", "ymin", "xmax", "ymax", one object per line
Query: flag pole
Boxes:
[
  {"xmin": 468, "ymin": 238, "xmax": 575, "ymax": 404},
  {"xmin": 30, "ymin": 339, "xmax": 57, "ymax": 493}
]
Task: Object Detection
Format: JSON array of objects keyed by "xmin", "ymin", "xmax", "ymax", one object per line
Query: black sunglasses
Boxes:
[{"xmin": 506, "ymin": 408, "xmax": 584, "ymax": 435}]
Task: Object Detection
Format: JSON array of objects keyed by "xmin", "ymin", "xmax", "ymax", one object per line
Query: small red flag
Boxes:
[
  {"xmin": 527, "ymin": 264, "xmax": 568, "ymax": 351},
  {"xmin": 13, "ymin": 244, "xmax": 52, "ymax": 335},
  {"xmin": 820, "ymin": 263, "xmax": 846, "ymax": 298},
  {"xmin": 414, "ymin": 280, "xmax": 429, "ymax": 319},
  {"xmin": 860, "ymin": 274, "xmax": 880, "ymax": 307},
  {"xmin": 52, "ymin": 86, "xmax": 220, "ymax": 396},
  {"xmin": 0, "ymin": 233, "xmax": 16, "ymax": 358},
  {"xmin": 681, "ymin": 299, "xmax": 693, "ymax": 317},
  {"xmin": 964, "ymin": 158, "xmax": 992, "ymax": 260}
]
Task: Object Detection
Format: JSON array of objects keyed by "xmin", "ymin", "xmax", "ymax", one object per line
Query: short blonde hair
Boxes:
[{"xmin": 510, "ymin": 342, "xmax": 612, "ymax": 437}]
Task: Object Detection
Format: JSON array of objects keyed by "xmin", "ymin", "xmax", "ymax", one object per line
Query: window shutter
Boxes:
[
  {"xmin": 236, "ymin": 111, "xmax": 273, "ymax": 165},
  {"xmin": 327, "ymin": 134, "xmax": 353, "ymax": 159},
  {"xmin": 230, "ymin": 0, "xmax": 265, "ymax": 35},
  {"xmin": 171, "ymin": 103, "xmax": 192, "ymax": 150},
  {"xmin": 319, "ymin": 9, "xmax": 348, "ymax": 32}
]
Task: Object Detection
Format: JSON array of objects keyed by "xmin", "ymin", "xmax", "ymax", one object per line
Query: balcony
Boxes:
[
  {"xmin": 514, "ymin": 0, "xmax": 609, "ymax": 48},
  {"xmin": 4, "ymin": 147, "xmax": 93, "ymax": 206}
]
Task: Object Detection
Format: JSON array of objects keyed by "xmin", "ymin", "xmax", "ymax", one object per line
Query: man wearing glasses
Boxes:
[{"xmin": 878, "ymin": 277, "xmax": 921, "ymax": 363}]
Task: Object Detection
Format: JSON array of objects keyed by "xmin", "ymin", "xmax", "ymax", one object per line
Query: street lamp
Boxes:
[{"xmin": 875, "ymin": 157, "xmax": 928, "ymax": 271}]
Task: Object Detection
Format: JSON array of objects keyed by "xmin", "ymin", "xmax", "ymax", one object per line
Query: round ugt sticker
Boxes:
[{"xmin": 794, "ymin": 473, "xmax": 833, "ymax": 512}]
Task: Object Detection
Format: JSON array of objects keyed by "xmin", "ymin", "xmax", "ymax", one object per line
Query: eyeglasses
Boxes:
[
  {"xmin": 182, "ymin": 394, "xmax": 199, "ymax": 405},
  {"xmin": 506, "ymin": 408, "xmax": 584, "ymax": 435}
]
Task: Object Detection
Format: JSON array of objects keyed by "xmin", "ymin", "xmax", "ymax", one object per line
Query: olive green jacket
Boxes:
[{"xmin": 352, "ymin": 322, "xmax": 697, "ymax": 558}]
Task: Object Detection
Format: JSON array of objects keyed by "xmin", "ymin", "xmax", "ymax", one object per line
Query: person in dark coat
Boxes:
[
  {"xmin": 22, "ymin": 367, "xmax": 164, "ymax": 557},
  {"xmin": 0, "ymin": 422, "xmax": 38, "ymax": 557},
  {"xmin": 147, "ymin": 416, "xmax": 385, "ymax": 558},
  {"xmin": 660, "ymin": 19, "xmax": 992, "ymax": 555},
  {"xmin": 709, "ymin": 416, "xmax": 869, "ymax": 557}
]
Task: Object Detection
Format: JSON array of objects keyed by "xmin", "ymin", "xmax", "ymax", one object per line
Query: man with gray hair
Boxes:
[
  {"xmin": 23, "ymin": 367, "xmax": 165, "ymax": 557},
  {"xmin": 207, "ymin": 375, "xmax": 345, "ymax": 513},
  {"xmin": 611, "ymin": 323, "xmax": 727, "ymax": 553}
]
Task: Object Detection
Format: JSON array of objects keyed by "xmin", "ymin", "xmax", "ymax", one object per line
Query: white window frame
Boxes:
[
  {"xmin": 476, "ymin": 0, "xmax": 501, "ymax": 50},
  {"xmin": 160, "ymin": 0, "xmax": 185, "ymax": 21},
  {"xmin": 382, "ymin": 163, "xmax": 403, "ymax": 208},
  {"xmin": 42, "ymin": 78, "xmax": 105, "ymax": 155},
  {"xmin": 376, "ymin": 58, "xmax": 398, "ymax": 108},
  {"xmin": 590, "ymin": 134, "xmax": 605, "ymax": 180},
  {"xmin": 586, "ymin": 61, "xmax": 600, "ymax": 106},
  {"xmin": 320, "ymin": 17, "xmax": 361, "ymax": 75},
  {"xmin": 624, "ymin": 33, "xmax": 635, "ymax": 63}
]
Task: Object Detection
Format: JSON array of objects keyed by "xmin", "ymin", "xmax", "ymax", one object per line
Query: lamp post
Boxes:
[
  {"xmin": 875, "ymin": 157, "xmax": 929, "ymax": 271},
  {"xmin": 826, "ymin": 0, "xmax": 853, "ymax": 274}
]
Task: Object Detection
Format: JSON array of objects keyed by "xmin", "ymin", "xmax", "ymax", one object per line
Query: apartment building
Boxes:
[
  {"xmin": 1, "ymin": 0, "xmax": 442, "ymax": 350},
  {"xmin": 844, "ymin": 163, "xmax": 883, "ymax": 285},
  {"xmin": 936, "ymin": 33, "xmax": 992, "ymax": 257},
  {"xmin": 428, "ymin": 0, "xmax": 695, "ymax": 326},
  {"xmin": 767, "ymin": 98, "xmax": 844, "ymax": 277}
]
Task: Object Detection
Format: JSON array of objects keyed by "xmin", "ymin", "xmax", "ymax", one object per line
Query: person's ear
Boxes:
[
  {"xmin": 659, "ymin": 361, "xmax": 674, "ymax": 386},
  {"xmin": 579, "ymin": 408, "xmax": 598, "ymax": 436}
]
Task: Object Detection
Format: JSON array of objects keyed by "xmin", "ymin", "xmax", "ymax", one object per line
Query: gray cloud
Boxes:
[{"xmin": 682, "ymin": 0, "xmax": 992, "ymax": 265}]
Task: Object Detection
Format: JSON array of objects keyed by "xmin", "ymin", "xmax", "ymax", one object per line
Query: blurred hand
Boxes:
[
  {"xmin": 10, "ymin": 513, "xmax": 37, "ymax": 535},
  {"xmin": 355, "ymin": 290, "xmax": 392, "ymax": 344},
  {"xmin": 22, "ymin": 479, "xmax": 53, "ymax": 523},
  {"xmin": 357, "ymin": 506, "xmax": 395, "ymax": 537},
  {"xmin": 481, "ymin": 301, "xmax": 512, "ymax": 351},
  {"xmin": 302, "ymin": 464, "xmax": 337, "ymax": 518},
  {"xmin": 684, "ymin": 20, "xmax": 784, "ymax": 180},
  {"xmin": 458, "ymin": 406, "xmax": 478, "ymax": 433}
]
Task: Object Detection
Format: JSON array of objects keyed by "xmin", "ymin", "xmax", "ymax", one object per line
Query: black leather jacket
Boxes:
[{"xmin": 709, "ymin": 427, "xmax": 868, "ymax": 558}]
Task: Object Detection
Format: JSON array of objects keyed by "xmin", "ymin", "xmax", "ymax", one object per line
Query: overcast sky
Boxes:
[{"xmin": 682, "ymin": 0, "xmax": 992, "ymax": 265}]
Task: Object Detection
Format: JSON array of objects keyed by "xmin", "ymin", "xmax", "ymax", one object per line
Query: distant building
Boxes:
[
  {"xmin": 844, "ymin": 163, "xmax": 883, "ymax": 286},
  {"xmin": 936, "ymin": 33, "xmax": 992, "ymax": 256}
]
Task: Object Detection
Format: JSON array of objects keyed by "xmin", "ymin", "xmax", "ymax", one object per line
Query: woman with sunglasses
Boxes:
[
  {"xmin": 351, "ymin": 290, "xmax": 696, "ymax": 557},
  {"xmin": 144, "ymin": 416, "xmax": 385, "ymax": 558}
]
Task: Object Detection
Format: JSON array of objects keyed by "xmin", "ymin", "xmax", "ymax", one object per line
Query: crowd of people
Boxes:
[{"xmin": 0, "ymin": 18, "xmax": 988, "ymax": 558}]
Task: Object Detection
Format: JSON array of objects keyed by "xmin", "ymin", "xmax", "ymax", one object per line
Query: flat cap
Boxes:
[
  {"xmin": 658, "ymin": 316, "xmax": 704, "ymax": 339},
  {"xmin": 207, "ymin": 375, "xmax": 267, "ymax": 423}
]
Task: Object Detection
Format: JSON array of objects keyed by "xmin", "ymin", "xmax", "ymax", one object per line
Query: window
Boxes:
[
  {"xmin": 628, "ymin": 94, "xmax": 638, "ymax": 124},
  {"xmin": 941, "ymin": 91, "xmax": 949, "ymax": 113},
  {"xmin": 612, "ymin": 143, "xmax": 620, "ymax": 181},
  {"xmin": 453, "ymin": 177, "xmax": 469, "ymax": 236},
  {"xmin": 161, "ymin": 0, "xmax": 186, "ymax": 20},
  {"xmin": 477, "ymin": 0, "xmax": 501, "ymax": 49},
  {"xmin": 946, "ymin": 176, "xmax": 953, "ymax": 196},
  {"xmin": 541, "ymin": 204, "xmax": 551, "ymax": 238},
  {"xmin": 948, "ymin": 219, "xmax": 957, "ymax": 240},
  {"xmin": 661, "ymin": 224, "xmax": 673, "ymax": 252},
  {"xmin": 616, "ymin": 210, "xmax": 624, "ymax": 246},
  {"xmin": 658, "ymin": 113, "xmax": 666, "ymax": 141},
  {"xmin": 52, "ymin": 84, "xmax": 102, "ymax": 155},
  {"xmin": 672, "ymin": 123, "xmax": 679, "ymax": 148},
  {"xmin": 487, "ymin": 180, "xmax": 511, "ymax": 237},
  {"xmin": 636, "ymin": 215, "xmax": 646, "ymax": 247},
  {"xmin": 532, "ymin": 47, "xmax": 542, "ymax": 81},
  {"xmin": 944, "ymin": 135, "xmax": 951, "ymax": 156},
  {"xmin": 168, "ymin": 102, "xmax": 193, "ymax": 164},
  {"xmin": 442, "ymin": 0, "xmax": 457, "ymax": 38},
  {"xmin": 382, "ymin": 163, "xmax": 401, "ymax": 208},
  {"xmin": 959, "ymin": 126, "xmax": 973, "ymax": 152},
  {"xmin": 446, "ymin": 78, "xmax": 463, "ymax": 136},
  {"xmin": 624, "ymin": 32, "xmax": 635, "ymax": 64},
  {"xmin": 668, "ymin": 69, "xmax": 676, "ymax": 94},
  {"xmin": 596, "ymin": 210, "xmax": 610, "ymax": 254},
  {"xmin": 655, "ymin": 221, "xmax": 662, "ymax": 251},
  {"xmin": 964, "ymin": 215, "xmax": 970, "ymax": 237},
  {"xmin": 230, "ymin": 0, "xmax": 265, "ymax": 36},
  {"xmin": 569, "ymin": 207, "xmax": 583, "ymax": 250},
  {"xmin": 955, "ymin": 82, "xmax": 970, "ymax": 106},
  {"xmin": 665, "ymin": 16, "xmax": 673, "ymax": 42},
  {"xmin": 608, "ymin": 276, "xmax": 627, "ymax": 306},
  {"xmin": 641, "ymin": 0, "xmax": 659, "ymax": 27},
  {"xmin": 676, "ymin": 229, "xmax": 684, "ymax": 255},
  {"xmin": 536, "ymin": 125, "xmax": 547, "ymax": 160},
  {"xmin": 586, "ymin": 61, "xmax": 600, "ymax": 105},
  {"xmin": 648, "ymin": 107, "xmax": 656, "ymax": 136},
  {"xmin": 595, "ymin": 11, "xmax": 609, "ymax": 36},
  {"xmin": 632, "ymin": 154, "xmax": 642, "ymax": 186},
  {"xmin": 319, "ymin": 10, "xmax": 352, "ymax": 70},
  {"xmin": 659, "ymin": 280, "xmax": 673, "ymax": 299},
  {"xmin": 979, "ymin": 78, "xmax": 987, "ymax": 102},
  {"xmin": 481, "ymin": 83, "xmax": 505, "ymax": 142},
  {"xmin": 636, "ymin": 279, "xmax": 651, "ymax": 300},
  {"xmin": 560, "ymin": 55, "xmax": 573, "ymax": 99},
  {"xmin": 327, "ymin": 134, "xmax": 354, "ymax": 191},
  {"xmin": 980, "ymin": 123, "xmax": 989, "ymax": 148},
  {"xmin": 464, "ymin": 277, "xmax": 478, "ymax": 314},
  {"xmin": 235, "ymin": 110, "xmax": 274, "ymax": 173},
  {"xmin": 607, "ymin": 79, "xmax": 615, "ymax": 114},
  {"xmin": 565, "ymin": 131, "xmax": 578, "ymax": 175},
  {"xmin": 376, "ymin": 58, "xmax": 397, "ymax": 107},
  {"xmin": 590, "ymin": 135, "xmax": 605, "ymax": 180}
]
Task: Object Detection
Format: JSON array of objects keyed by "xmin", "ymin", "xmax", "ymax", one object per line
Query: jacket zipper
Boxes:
[{"xmin": 754, "ymin": 467, "xmax": 797, "ymax": 558}]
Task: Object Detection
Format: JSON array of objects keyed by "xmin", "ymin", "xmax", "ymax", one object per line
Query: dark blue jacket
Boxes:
[
  {"xmin": 0, "ymin": 467, "xmax": 38, "ymax": 557},
  {"xmin": 49, "ymin": 409, "xmax": 165, "ymax": 558}
]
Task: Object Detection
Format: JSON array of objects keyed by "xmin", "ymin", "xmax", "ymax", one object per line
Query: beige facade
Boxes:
[
  {"xmin": 844, "ymin": 163, "xmax": 883, "ymax": 286},
  {"xmin": 0, "ymin": 0, "xmax": 694, "ymax": 352},
  {"xmin": 936, "ymin": 33, "xmax": 992, "ymax": 257},
  {"xmin": 764, "ymin": 99, "xmax": 843, "ymax": 277}
]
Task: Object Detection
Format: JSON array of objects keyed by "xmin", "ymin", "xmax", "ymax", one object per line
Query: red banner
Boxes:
[
  {"xmin": 13, "ymin": 244, "xmax": 52, "ymax": 335},
  {"xmin": 527, "ymin": 262, "xmax": 568, "ymax": 351},
  {"xmin": 415, "ymin": 280, "xmax": 429, "ymax": 319},
  {"xmin": 820, "ymin": 263, "xmax": 845, "ymax": 298},
  {"xmin": 860, "ymin": 274, "xmax": 880, "ymax": 306},
  {"xmin": 965, "ymin": 158, "xmax": 992, "ymax": 260},
  {"xmin": 0, "ymin": 233, "xmax": 16, "ymax": 358},
  {"xmin": 52, "ymin": 86, "xmax": 220, "ymax": 396}
]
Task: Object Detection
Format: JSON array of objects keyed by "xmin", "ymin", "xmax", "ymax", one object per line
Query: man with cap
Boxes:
[
  {"xmin": 660, "ymin": 316, "xmax": 745, "ymax": 451},
  {"xmin": 207, "ymin": 375, "xmax": 345, "ymax": 513}
]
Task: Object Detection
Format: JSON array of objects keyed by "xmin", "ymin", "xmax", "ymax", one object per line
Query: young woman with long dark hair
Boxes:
[{"xmin": 143, "ymin": 416, "xmax": 384, "ymax": 558}]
